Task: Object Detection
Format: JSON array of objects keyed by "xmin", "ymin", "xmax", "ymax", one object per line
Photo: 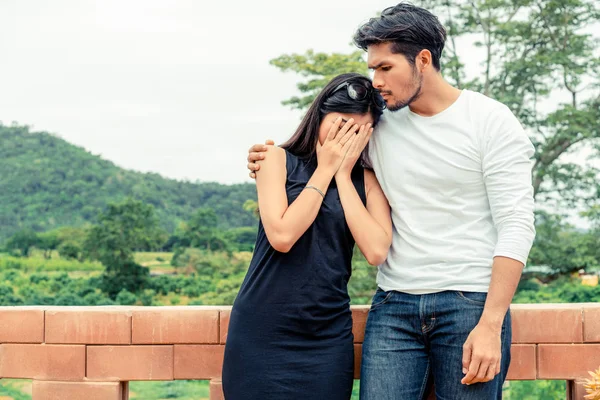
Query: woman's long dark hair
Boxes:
[{"xmin": 280, "ymin": 73, "xmax": 384, "ymax": 168}]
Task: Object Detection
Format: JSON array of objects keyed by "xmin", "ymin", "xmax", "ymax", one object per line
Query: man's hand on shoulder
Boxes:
[{"xmin": 247, "ymin": 140, "xmax": 275, "ymax": 179}]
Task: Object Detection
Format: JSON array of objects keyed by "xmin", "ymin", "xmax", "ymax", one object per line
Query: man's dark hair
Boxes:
[{"xmin": 353, "ymin": 3, "xmax": 447, "ymax": 70}]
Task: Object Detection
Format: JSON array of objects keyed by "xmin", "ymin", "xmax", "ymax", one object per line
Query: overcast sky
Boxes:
[
  {"xmin": 0, "ymin": 0, "xmax": 400, "ymax": 183},
  {"xmin": 0, "ymin": 0, "xmax": 594, "ymax": 187}
]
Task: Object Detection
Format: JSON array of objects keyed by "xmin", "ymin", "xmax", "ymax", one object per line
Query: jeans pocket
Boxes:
[
  {"xmin": 370, "ymin": 289, "xmax": 394, "ymax": 310},
  {"xmin": 455, "ymin": 290, "xmax": 487, "ymax": 306}
]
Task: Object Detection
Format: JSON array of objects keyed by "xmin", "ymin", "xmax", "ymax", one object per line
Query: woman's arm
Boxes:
[
  {"xmin": 336, "ymin": 169, "xmax": 392, "ymax": 265},
  {"xmin": 256, "ymin": 146, "xmax": 333, "ymax": 252},
  {"xmin": 256, "ymin": 120, "xmax": 357, "ymax": 252}
]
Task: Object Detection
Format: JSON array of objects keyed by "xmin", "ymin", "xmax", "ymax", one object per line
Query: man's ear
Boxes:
[{"xmin": 417, "ymin": 49, "xmax": 432, "ymax": 72}]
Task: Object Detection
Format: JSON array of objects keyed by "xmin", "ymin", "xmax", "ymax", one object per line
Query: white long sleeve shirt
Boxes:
[{"xmin": 369, "ymin": 89, "xmax": 536, "ymax": 294}]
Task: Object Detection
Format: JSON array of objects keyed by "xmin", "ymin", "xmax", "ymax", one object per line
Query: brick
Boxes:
[
  {"xmin": 132, "ymin": 308, "xmax": 219, "ymax": 344},
  {"xmin": 352, "ymin": 306, "xmax": 369, "ymax": 343},
  {"xmin": 174, "ymin": 345, "xmax": 225, "ymax": 379},
  {"xmin": 45, "ymin": 309, "xmax": 131, "ymax": 344},
  {"xmin": 538, "ymin": 344, "xmax": 600, "ymax": 379},
  {"xmin": 567, "ymin": 380, "xmax": 589, "ymax": 400},
  {"xmin": 511, "ymin": 304, "xmax": 583, "ymax": 343},
  {"xmin": 210, "ymin": 379, "xmax": 224, "ymax": 400},
  {"xmin": 220, "ymin": 309, "xmax": 230, "ymax": 344},
  {"xmin": 583, "ymin": 304, "xmax": 600, "ymax": 343},
  {"xmin": 353, "ymin": 344, "xmax": 361, "ymax": 379},
  {"xmin": 0, "ymin": 308, "xmax": 44, "ymax": 343},
  {"xmin": 122, "ymin": 382, "xmax": 129, "ymax": 400},
  {"xmin": 32, "ymin": 380, "xmax": 124, "ymax": 400},
  {"xmin": 0, "ymin": 344, "xmax": 85, "ymax": 380},
  {"xmin": 506, "ymin": 344, "xmax": 536, "ymax": 380},
  {"xmin": 87, "ymin": 345, "xmax": 173, "ymax": 380}
]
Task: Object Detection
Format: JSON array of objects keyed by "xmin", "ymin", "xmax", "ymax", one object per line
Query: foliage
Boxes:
[
  {"xmin": 270, "ymin": 0, "xmax": 600, "ymax": 209},
  {"xmin": 168, "ymin": 209, "xmax": 258, "ymax": 255},
  {"xmin": 348, "ymin": 249, "xmax": 378, "ymax": 304},
  {"xmin": 514, "ymin": 276, "xmax": 600, "ymax": 303},
  {"xmin": 84, "ymin": 198, "xmax": 164, "ymax": 297},
  {"xmin": 503, "ymin": 380, "xmax": 566, "ymax": 399},
  {"xmin": 0, "ymin": 123, "xmax": 258, "ymax": 242},
  {"xmin": 84, "ymin": 198, "xmax": 166, "ymax": 266},
  {"xmin": 129, "ymin": 380, "xmax": 210, "ymax": 400},
  {"xmin": 0, "ymin": 380, "xmax": 32, "ymax": 400},
  {"xmin": 223, "ymin": 227, "xmax": 258, "ymax": 253},
  {"xmin": 270, "ymin": 49, "xmax": 369, "ymax": 111},
  {"xmin": 527, "ymin": 211, "xmax": 599, "ymax": 278},
  {"xmin": 178, "ymin": 208, "xmax": 230, "ymax": 252},
  {"xmin": 5, "ymin": 229, "xmax": 40, "ymax": 257},
  {"xmin": 414, "ymin": 0, "xmax": 600, "ymax": 208},
  {"xmin": 58, "ymin": 241, "xmax": 82, "ymax": 260},
  {"xmin": 115, "ymin": 289, "xmax": 138, "ymax": 305},
  {"xmin": 0, "ymin": 253, "xmax": 102, "ymax": 272}
]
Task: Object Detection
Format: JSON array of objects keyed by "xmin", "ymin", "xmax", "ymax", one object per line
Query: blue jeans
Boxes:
[{"xmin": 360, "ymin": 289, "xmax": 511, "ymax": 400}]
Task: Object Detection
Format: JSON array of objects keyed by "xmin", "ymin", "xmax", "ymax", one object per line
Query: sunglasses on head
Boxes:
[{"xmin": 330, "ymin": 81, "xmax": 386, "ymax": 110}]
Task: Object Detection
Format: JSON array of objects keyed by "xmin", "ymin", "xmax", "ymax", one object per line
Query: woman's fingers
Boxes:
[
  {"xmin": 334, "ymin": 118, "xmax": 355, "ymax": 143},
  {"xmin": 342, "ymin": 132, "xmax": 358, "ymax": 153},
  {"xmin": 325, "ymin": 117, "xmax": 349, "ymax": 141},
  {"xmin": 326, "ymin": 117, "xmax": 344, "ymax": 142},
  {"xmin": 338, "ymin": 123, "xmax": 359, "ymax": 146}
]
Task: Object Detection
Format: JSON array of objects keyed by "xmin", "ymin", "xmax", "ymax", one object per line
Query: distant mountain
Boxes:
[{"xmin": 0, "ymin": 123, "xmax": 257, "ymax": 241}]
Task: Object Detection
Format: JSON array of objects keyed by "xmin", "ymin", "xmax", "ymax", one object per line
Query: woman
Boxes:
[{"xmin": 222, "ymin": 73, "xmax": 392, "ymax": 400}]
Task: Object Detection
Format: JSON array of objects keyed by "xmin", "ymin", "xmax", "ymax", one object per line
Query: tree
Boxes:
[
  {"xmin": 37, "ymin": 231, "xmax": 60, "ymax": 259},
  {"xmin": 85, "ymin": 198, "xmax": 166, "ymax": 266},
  {"xmin": 58, "ymin": 241, "xmax": 82, "ymax": 260},
  {"xmin": 0, "ymin": 123, "xmax": 258, "ymax": 242},
  {"xmin": 224, "ymin": 227, "xmax": 258, "ymax": 252},
  {"xmin": 270, "ymin": 0, "xmax": 600, "ymax": 209},
  {"xmin": 5, "ymin": 229, "xmax": 40, "ymax": 257},
  {"xmin": 181, "ymin": 207, "xmax": 230, "ymax": 252},
  {"xmin": 270, "ymin": 49, "xmax": 369, "ymax": 111},
  {"xmin": 243, "ymin": 199, "xmax": 259, "ymax": 219},
  {"xmin": 527, "ymin": 211, "xmax": 599, "ymax": 278},
  {"xmin": 84, "ymin": 198, "xmax": 165, "ymax": 297}
]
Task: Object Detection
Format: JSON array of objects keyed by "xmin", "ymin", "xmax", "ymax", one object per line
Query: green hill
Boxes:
[{"xmin": 0, "ymin": 123, "xmax": 257, "ymax": 241}]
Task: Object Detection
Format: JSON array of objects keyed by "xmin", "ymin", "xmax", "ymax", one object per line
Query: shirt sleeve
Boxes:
[{"xmin": 482, "ymin": 105, "xmax": 536, "ymax": 265}]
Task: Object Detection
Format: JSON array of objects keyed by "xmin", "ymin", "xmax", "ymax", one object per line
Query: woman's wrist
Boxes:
[
  {"xmin": 315, "ymin": 165, "xmax": 337, "ymax": 180},
  {"xmin": 335, "ymin": 167, "xmax": 352, "ymax": 180}
]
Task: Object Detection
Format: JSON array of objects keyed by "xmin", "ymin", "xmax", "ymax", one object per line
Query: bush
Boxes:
[
  {"xmin": 83, "ymin": 291, "xmax": 115, "ymax": 305},
  {"xmin": 116, "ymin": 289, "xmax": 137, "ymax": 305},
  {"xmin": 54, "ymin": 292, "xmax": 84, "ymax": 306},
  {"xmin": 29, "ymin": 273, "xmax": 50, "ymax": 284},
  {"xmin": 100, "ymin": 261, "xmax": 149, "ymax": 299},
  {"xmin": 58, "ymin": 242, "xmax": 81, "ymax": 260},
  {"xmin": 139, "ymin": 289, "xmax": 156, "ymax": 306}
]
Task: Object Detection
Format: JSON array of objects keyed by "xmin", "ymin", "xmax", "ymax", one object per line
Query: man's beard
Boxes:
[{"xmin": 386, "ymin": 73, "xmax": 423, "ymax": 112}]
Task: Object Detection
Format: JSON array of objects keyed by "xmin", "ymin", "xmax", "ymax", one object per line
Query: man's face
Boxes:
[{"xmin": 367, "ymin": 42, "xmax": 423, "ymax": 112}]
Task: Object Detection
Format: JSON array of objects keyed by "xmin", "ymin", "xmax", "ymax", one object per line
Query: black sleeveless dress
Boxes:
[{"xmin": 222, "ymin": 150, "xmax": 366, "ymax": 400}]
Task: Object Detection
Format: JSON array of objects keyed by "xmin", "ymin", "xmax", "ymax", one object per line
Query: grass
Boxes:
[
  {"xmin": 128, "ymin": 381, "xmax": 210, "ymax": 399},
  {"xmin": 0, "ymin": 379, "xmax": 32, "ymax": 400},
  {"xmin": 0, "ymin": 252, "xmax": 173, "ymax": 275},
  {"xmin": 136, "ymin": 252, "xmax": 176, "ymax": 274},
  {"xmin": 0, "ymin": 253, "xmax": 102, "ymax": 273},
  {"xmin": 135, "ymin": 252, "xmax": 173, "ymax": 266},
  {"xmin": 0, "ymin": 379, "xmax": 568, "ymax": 400}
]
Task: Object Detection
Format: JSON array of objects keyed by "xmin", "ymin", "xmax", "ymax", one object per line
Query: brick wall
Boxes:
[{"xmin": 0, "ymin": 303, "xmax": 599, "ymax": 399}]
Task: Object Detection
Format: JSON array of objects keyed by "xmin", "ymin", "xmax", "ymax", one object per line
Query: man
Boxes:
[{"xmin": 246, "ymin": 3, "xmax": 535, "ymax": 399}]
